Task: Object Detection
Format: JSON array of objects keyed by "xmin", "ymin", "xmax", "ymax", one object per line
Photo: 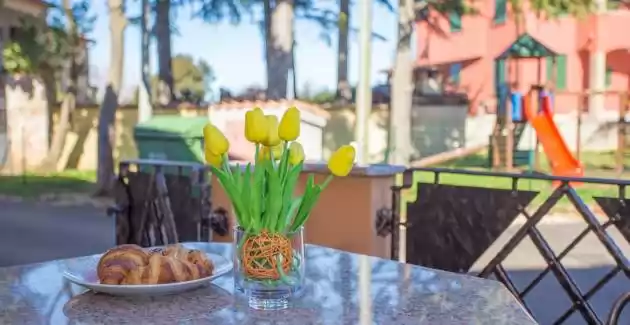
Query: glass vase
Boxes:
[{"xmin": 233, "ymin": 226, "xmax": 305, "ymax": 310}]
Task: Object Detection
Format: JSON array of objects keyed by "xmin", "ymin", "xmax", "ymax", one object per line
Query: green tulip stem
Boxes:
[
  {"xmin": 320, "ymin": 175, "xmax": 334, "ymax": 191},
  {"xmin": 221, "ymin": 153, "xmax": 232, "ymax": 176},
  {"xmin": 254, "ymin": 144, "xmax": 260, "ymax": 164}
]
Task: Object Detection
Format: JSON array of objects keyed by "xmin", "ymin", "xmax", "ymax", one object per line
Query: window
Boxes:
[
  {"xmin": 494, "ymin": 0, "xmax": 507, "ymax": 24},
  {"xmin": 449, "ymin": 11, "xmax": 462, "ymax": 32},
  {"xmin": 546, "ymin": 55, "xmax": 567, "ymax": 90},
  {"xmin": 450, "ymin": 63, "xmax": 462, "ymax": 85},
  {"xmin": 606, "ymin": 67, "xmax": 613, "ymax": 88},
  {"xmin": 495, "ymin": 58, "xmax": 506, "ymax": 91}
]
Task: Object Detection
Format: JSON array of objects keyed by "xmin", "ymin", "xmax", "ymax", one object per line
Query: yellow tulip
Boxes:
[
  {"xmin": 203, "ymin": 123, "xmax": 229, "ymax": 155},
  {"xmin": 288, "ymin": 142, "xmax": 305, "ymax": 165},
  {"xmin": 262, "ymin": 115, "xmax": 281, "ymax": 147},
  {"xmin": 258, "ymin": 144, "xmax": 283, "ymax": 160},
  {"xmin": 328, "ymin": 145, "xmax": 356, "ymax": 177},
  {"xmin": 279, "ymin": 107, "xmax": 300, "ymax": 141},
  {"xmin": 205, "ymin": 151, "xmax": 223, "ymax": 168},
  {"xmin": 245, "ymin": 107, "xmax": 267, "ymax": 143}
]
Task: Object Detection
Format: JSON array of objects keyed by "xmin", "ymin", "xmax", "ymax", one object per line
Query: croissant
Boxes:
[
  {"xmin": 97, "ymin": 244, "xmax": 150, "ymax": 285},
  {"xmin": 97, "ymin": 244, "xmax": 215, "ymax": 285}
]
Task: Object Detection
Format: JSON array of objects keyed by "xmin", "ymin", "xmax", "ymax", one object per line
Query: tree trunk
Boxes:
[
  {"xmin": 95, "ymin": 0, "xmax": 126, "ymax": 196},
  {"xmin": 389, "ymin": 0, "xmax": 414, "ymax": 165},
  {"xmin": 336, "ymin": 0, "xmax": 351, "ymax": 104},
  {"xmin": 266, "ymin": 0, "xmax": 294, "ymax": 100},
  {"xmin": 38, "ymin": 0, "xmax": 78, "ymax": 172},
  {"xmin": 155, "ymin": 0, "xmax": 173, "ymax": 104}
]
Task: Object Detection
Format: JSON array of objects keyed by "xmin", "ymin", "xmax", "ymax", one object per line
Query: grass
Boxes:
[
  {"xmin": 0, "ymin": 151, "xmax": 627, "ymax": 209},
  {"xmin": 0, "ymin": 170, "xmax": 96, "ymax": 198},
  {"xmin": 401, "ymin": 151, "xmax": 630, "ymax": 213}
]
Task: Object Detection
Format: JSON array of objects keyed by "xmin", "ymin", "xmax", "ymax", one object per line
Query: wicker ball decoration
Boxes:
[{"xmin": 241, "ymin": 231, "xmax": 294, "ymax": 280}]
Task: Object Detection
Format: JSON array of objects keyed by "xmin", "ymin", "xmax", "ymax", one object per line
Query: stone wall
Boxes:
[{"xmin": 1, "ymin": 76, "xmax": 49, "ymax": 174}]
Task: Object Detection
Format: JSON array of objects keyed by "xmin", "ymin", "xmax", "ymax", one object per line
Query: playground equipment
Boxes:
[
  {"xmin": 489, "ymin": 89, "xmax": 537, "ymax": 171},
  {"xmin": 490, "ymin": 88, "xmax": 584, "ymax": 178},
  {"xmin": 524, "ymin": 94, "xmax": 584, "ymax": 178}
]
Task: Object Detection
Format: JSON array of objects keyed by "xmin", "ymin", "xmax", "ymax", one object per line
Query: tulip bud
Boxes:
[
  {"xmin": 258, "ymin": 144, "xmax": 283, "ymax": 160},
  {"xmin": 327, "ymin": 145, "xmax": 356, "ymax": 177},
  {"xmin": 279, "ymin": 107, "xmax": 301, "ymax": 141},
  {"xmin": 203, "ymin": 123, "xmax": 229, "ymax": 156},
  {"xmin": 205, "ymin": 151, "xmax": 223, "ymax": 168},
  {"xmin": 245, "ymin": 107, "xmax": 267, "ymax": 143},
  {"xmin": 262, "ymin": 115, "xmax": 281, "ymax": 147},
  {"xmin": 288, "ymin": 142, "xmax": 305, "ymax": 165}
]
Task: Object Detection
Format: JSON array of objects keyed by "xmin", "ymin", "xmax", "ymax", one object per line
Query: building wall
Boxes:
[{"xmin": 416, "ymin": 1, "xmax": 630, "ymax": 115}]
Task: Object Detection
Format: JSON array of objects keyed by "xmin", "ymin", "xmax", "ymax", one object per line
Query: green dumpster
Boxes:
[{"xmin": 134, "ymin": 115, "xmax": 209, "ymax": 164}]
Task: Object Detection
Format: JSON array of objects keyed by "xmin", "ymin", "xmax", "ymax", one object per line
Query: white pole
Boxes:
[
  {"xmin": 588, "ymin": 0, "xmax": 607, "ymax": 118},
  {"xmin": 355, "ymin": 0, "xmax": 373, "ymax": 165}
]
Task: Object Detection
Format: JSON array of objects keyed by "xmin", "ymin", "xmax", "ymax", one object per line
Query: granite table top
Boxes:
[{"xmin": 0, "ymin": 243, "xmax": 537, "ymax": 325}]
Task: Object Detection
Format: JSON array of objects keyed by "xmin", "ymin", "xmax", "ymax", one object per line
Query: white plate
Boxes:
[{"xmin": 62, "ymin": 243, "xmax": 233, "ymax": 296}]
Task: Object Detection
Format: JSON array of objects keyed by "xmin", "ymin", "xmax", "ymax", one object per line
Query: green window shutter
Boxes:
[
  {"xmin": 546, "ymin": 55, "xmax": 567, "ymax": 90},
  {"xmin": 494, "ymin": 0, "xmax": 507, "ymax": 23},
  {"xmin": 606, "ymin": 67, "xmax": 613, "ymax": 88},
  {"xmin": 449, "ymin": 11, "xmax": 462, "ymax": 32},
  {"xmin": 495, "ymin": 58, "xmax": 506, "ymax": 91},
  {"xmin": 546, "ymin": 56, "xmax": 554, "ymax": 82},
  {"xmin": 556, "ymin": 55, "xmax": 567, "ymax": 90}
]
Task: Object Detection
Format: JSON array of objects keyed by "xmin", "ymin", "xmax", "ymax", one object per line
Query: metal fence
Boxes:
[{"xmin": 389, "ymin": 167, "xmax": 630, "ymax": 324}]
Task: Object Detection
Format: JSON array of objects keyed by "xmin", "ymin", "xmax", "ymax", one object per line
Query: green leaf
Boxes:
[
  {"xmin": 264, "ymin": 161, "xmax": 283, "ymax": 232},
  {"xmin": 210, "ymin": 165, "xmax": 246, "ymax": 228},
  {"xmin": 278, "ymin": 162, "xmax": 303, "ymax": 231},
  {"xmin": 284, "ymin": 196, "xmax": 303, "ymax": 232},
  {"xmin": 291, "ymin": 185, "xmax": 322, "ymax": 232},
  {"xmin": 242, "ymin": 164, "xmax": 253, "ymax": 229}
]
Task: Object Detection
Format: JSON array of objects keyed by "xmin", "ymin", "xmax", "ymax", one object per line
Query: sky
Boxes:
[{"xmin": 87, "ymin": 1, "xmax": 401, "ymax": 99}]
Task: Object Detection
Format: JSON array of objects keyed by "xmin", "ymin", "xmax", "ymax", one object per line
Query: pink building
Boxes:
[{"xmin": 415, "ymin": 1, "xmax": 630, "ymax": 115}]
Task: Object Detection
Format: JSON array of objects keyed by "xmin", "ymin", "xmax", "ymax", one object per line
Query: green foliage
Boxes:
[
  {"xmin": 2, "ymin": 0, "xmax": 95, "ymax": 76},
  {"xmin": 509, "ymin": 0, "xmax": 596, "ymax": 17},
  {"xmin": 149, "ymin": 54, "xmax": 215, "ymax": 102}
]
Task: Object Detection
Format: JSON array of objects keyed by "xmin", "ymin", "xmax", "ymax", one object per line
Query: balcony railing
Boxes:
[{"xmin": 389, "ymin": 167, "xmax": 630, "ymax": 324}]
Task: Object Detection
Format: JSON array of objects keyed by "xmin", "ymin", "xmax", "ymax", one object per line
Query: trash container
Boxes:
[{"xmin": 134, "ymin": 115, "xmax": 209, "ymax": 164}]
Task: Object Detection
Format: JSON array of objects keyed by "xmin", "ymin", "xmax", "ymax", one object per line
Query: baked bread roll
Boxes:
[
  {"xmin": 97, "ymin": 244, "xmax": 150, "ymax": 285},
  {"xmin": 96, "ymin": 244, "xmax": 215, "ymax": 285}
]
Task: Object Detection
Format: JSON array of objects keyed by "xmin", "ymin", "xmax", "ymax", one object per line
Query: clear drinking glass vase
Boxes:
[{"xmin": 233, "ymin": 226, "xmax": 305, "ymax": 310}]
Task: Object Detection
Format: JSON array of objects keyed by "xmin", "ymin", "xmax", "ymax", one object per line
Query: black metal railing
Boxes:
[
  {"xmin": 390, "ymin": 167, "xmax": 630, "ymax": 324},
  {"xmin": 110, "ymin": 159, "xmax": 228, "ymax": 247}
]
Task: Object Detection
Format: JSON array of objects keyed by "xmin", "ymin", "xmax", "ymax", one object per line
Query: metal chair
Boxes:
[
  {"xmin": 108, "ymin": 159, "xmax": 228, "ymax": 247},
  {"xmin": 607, "ymin": 292, "xmax": 630, "ymax": 325}
]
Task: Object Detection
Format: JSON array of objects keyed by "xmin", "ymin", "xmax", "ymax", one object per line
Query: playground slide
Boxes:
[{"xmin": 524, "ymin": 96, "xmax": 584, "ymax": 178}]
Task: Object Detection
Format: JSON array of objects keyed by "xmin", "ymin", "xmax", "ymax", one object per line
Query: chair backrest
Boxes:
[
  {"xmin": 607, "ymin": 292, "xmax": 630, "ymax": 325},
  {"xmin": 110, "ymin": 159, "xmax": 228, "ymax": 247}
]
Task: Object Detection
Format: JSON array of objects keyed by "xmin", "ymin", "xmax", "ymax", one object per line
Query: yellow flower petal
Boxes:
[
  {"xmin": 279, "ymin": 106, "xmax": 301, "ymax": 141},
  {"xmin": 205, "ymin": 151, "xmax": 223, "ymax": 168},
  {"xmin": 245, "ymin": 107, "xmax": 267, "ymax": 143},
  {"xmin": 328, "ymin": 145, "xmax": 355, "ymax": 177},
  {"xmin": 288, "ymin": 142, "xmax": 305, "ymax": 165},
  {"xmin": 262, "ymin": 115, "xmax": 281, "ymax": 147},
  {"xmin": 203, "ymin": 123, "xmax": 230, "ymax": 156}
]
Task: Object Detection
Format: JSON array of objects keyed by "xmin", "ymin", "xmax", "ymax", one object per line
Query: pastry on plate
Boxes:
[{"xmin": 96, "ymin": 244, "xmax": 215, "ymax": 285}]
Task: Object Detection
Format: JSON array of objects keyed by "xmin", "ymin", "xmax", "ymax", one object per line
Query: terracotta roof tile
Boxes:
[{"xmin": 212, "ymin": 100, "xmax": 330, "ymax": 119}]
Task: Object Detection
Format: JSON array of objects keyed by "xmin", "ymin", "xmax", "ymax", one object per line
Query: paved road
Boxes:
[
  {"xmin": 1, "ymin": 200, "xmax": 629, "ymax": 324},
  {"xmin": 0, "ymin": 200, "xmax": 113, "ymax": 267}
]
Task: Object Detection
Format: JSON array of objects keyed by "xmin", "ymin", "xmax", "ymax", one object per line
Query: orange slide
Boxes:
[{"xmin": 523, "ymin": 95, "xmax": 584, "ymax": 178}]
